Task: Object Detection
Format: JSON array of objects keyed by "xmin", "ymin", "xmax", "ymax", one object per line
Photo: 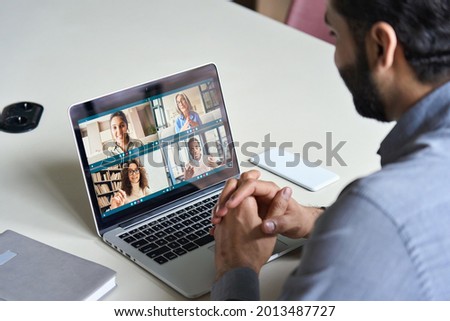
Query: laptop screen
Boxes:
[{"xmin": 69, "ymin": 64, "xmax": 239, "ymax": 233}]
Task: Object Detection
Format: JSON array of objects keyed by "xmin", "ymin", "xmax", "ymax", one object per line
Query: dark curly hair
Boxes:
[
  {"xmin": 121, "ymin": 159, "xmax": 149, "ymax": 196},
  {"xmin": 333, "ymin": 0, "xmax": 450, "ymax": 84}
]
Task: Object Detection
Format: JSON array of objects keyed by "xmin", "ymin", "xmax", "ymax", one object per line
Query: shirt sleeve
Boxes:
[
  {"xmin": 193, "ymin": 112, "xmax": 202, "ymax": 125},
  {"xmin": 211, "ymin": 267, "xmax": 260, "ymax": 300},
  {"xmin": 278, "ymin": 189, "xmax": 424, "ymax": 300},
  {"xmin": 175, "ymin": 116, "xmax": 182, "ymax": 133}
]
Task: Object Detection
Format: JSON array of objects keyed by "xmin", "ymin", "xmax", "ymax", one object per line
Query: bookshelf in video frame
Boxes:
[{"xmin": 91, "ymin": 164, "xmax": 123, "ymax": 212}]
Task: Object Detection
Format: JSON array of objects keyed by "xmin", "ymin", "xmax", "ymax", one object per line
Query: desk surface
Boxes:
[{"xmin": 0, "ymin": 0, "xmax": 392, "ymax": 300}]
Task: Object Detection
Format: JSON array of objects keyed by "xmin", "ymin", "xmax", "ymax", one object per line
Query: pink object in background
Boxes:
[{"xmin": 285, "ymin": 0, "xmax": 335, "ymax": 44}]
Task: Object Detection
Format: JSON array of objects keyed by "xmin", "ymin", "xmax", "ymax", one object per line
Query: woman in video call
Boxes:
[
  {"xmin": 109, "ymin": 159, "xmax": 151, "ymax": 210},
  {"xmin": 174, "ymin": 93, "xmax": 202, "ymax": 133},
  {"xmin": 103, "ymin": 110, "xmax": 143, "ymax": 156}
]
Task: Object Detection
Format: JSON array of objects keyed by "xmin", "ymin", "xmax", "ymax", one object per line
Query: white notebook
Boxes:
[
  {"xmin": 0, "ymin": 230, "xmax": 116, "ymax": 300},
  {"xmin": 250, "ymin": 148, "xmax": 339, "ymax": 192}
]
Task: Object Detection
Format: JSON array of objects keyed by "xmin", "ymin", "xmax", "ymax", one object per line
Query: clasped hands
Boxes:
[
  {"xmin": 181, "ymin": 118, "xmax": 200, "ymax": 131},
  {"xmin": 211, "ymin": 170, "xmax": 323, "ymax": 280}
]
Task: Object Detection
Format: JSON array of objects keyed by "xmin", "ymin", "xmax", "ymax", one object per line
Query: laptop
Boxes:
[{"xmin": 69, "ymin": 63, "xmax": 306, "ymax": 298}]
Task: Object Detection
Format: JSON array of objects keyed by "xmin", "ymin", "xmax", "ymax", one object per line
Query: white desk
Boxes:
[{"xmin": 0, "ymin": 0, "xmax": 392, "ymax": 300}]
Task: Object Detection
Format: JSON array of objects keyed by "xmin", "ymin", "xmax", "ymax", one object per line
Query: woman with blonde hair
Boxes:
[{"xmin": 174, "ymin": 93, "xmax": 202, "ymax": 133}]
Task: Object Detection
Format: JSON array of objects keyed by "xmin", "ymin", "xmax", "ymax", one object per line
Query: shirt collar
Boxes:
[
  {"xmin": 180, "ymin": 112, "xmax": 195, "ymax": 121},
  {"xmin": 378, "ymin": 81, "xmax": 450, "ymax": 166}
]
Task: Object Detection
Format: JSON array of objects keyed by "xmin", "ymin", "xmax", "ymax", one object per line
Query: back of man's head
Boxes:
[{"xmin": 332, "ymin": 0, "xmax": 450, "ymax": 84}]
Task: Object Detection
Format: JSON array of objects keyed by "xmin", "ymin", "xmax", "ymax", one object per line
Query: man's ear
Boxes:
[{"xmin": 366, "ymin": 22, "xmax": 398, "ymax": 72}]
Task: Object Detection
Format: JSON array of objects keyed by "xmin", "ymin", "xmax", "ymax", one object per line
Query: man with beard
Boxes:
[{"xmin": 210, "ymin": 0, "xmax": 450, "ymax": 300}]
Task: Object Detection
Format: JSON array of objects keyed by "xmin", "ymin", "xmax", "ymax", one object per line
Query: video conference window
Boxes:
[
  {"xmin": 79, "ymin": 79, "xmax": 228, "ymax": 216},
  {"xmin": 161, "ymin": 125, "xmax": 229, "ymax": 186},
  {"xmin": 92, "ymin": 150, "xmax": 170, "ymax": 215},
  {"xmin": 157, "ymin": 86, "xmax": 222, "ymax": 138},
  {"xmin": 79, "ymin": 101, "xmax": 158, "ymax": 165}
]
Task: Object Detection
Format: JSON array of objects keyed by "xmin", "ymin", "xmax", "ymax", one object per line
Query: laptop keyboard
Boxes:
[{"xmin": 119, "ymin": 194, "xmax": 218, "ymax": 264}]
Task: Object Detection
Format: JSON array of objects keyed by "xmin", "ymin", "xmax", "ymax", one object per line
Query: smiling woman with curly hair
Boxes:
[{"xmin": 109, "ymin": 159, "xmax": 151, "ymax": 210}]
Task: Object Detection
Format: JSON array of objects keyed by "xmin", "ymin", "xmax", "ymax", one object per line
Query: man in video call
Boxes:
[
  {"xmin": 184, "ymin": 137, "xmax": 220, "ymax": 180},
  {"xmin": 210, "ymin": 0, "xmax": 450, "ymax": 300}
]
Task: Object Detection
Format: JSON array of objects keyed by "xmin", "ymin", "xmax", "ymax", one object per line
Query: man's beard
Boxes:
[{"xmin": 338, "ymin": 50, "xmax": 389, "ymax": 122}]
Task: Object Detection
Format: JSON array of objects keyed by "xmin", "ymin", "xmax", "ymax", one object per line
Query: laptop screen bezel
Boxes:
[{"xmin": 69, "ymin": 64, "xmax": 239, "ymax": 234}]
